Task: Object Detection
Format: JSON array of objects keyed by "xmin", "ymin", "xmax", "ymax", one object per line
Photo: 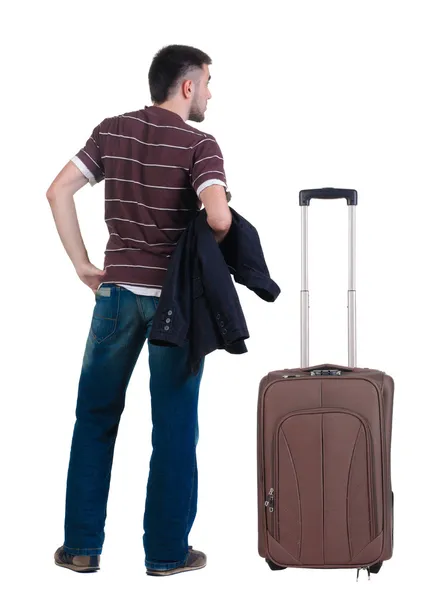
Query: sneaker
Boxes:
[
  {"xmin": 146, "ymin": 546, "xmax": 206, "ymax": 577},
  {"xmin": 54, "ymin": 546, "xmax": 100, "ymax": 573}
]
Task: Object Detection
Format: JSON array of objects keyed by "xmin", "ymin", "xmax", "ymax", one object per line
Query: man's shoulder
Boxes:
[
  {"xmin": 96, "ymin": 107, "xmax": 146, "ymax": 127},
  {"xmin": 96, "ymin": 108, "xmax": 216, "ymax": 141},
  {"xmin": 183, "ymin": 123, "xmax": 216, "ymax": 141},
  {"xmin": 168, "ymin": 119, "xmax": 217, "ymax": 147}
]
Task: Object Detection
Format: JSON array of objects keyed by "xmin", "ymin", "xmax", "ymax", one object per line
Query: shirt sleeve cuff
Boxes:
[
  {"xmin": 196, "ymin": 178, "xmax": 227, "ymax": 198},
  {"xmin": 70, "ymin": 156, "xmax": 98, "ymax": 187}
]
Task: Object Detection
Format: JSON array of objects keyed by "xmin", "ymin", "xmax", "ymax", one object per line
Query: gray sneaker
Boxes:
[
  {"xmin": 54, "ymin": 546, "xmax": 100, "ymax": 573},
  {"xmin": 146, "ymin": 546, "xmax": 206, "ymax": 577}
]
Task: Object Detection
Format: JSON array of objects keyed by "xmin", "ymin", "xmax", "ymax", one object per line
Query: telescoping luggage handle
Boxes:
[{"xmin": 299, "ymin": 188, "xmax": 358, "ymax": 369}]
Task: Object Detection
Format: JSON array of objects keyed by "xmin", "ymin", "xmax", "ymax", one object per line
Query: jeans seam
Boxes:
[
  {"xmin": 184, "ymin": 454, "xmax": 196, "ymax": 544},
  {"xmin": 135, "ymin": 292, "xmax": 148, "ymax": 324}
]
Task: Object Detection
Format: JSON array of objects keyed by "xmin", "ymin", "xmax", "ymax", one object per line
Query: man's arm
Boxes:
[
  {"xmin": 46, "ymin": 160, "xmax": 90, "ymax": 270},
  {"xmin": 189, "ymin": 134, "xmax": 232, "ymax": 243},
  {"xmin": 199, "ymin": 184, "xmax": 232, "ymax": 243},
  {"xmin": 46, "ymin": 161, "xmax": 106, "ymax": 292}
]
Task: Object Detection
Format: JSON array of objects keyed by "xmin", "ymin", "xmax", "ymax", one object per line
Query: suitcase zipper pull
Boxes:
[{"xmin": 265, "ymin": 488, "xmax": 274, "ymax": 511}]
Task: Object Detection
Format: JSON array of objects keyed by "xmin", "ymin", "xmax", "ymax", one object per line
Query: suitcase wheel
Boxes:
[
  {"xmin": 266, "ymin": 558, "xmax": 287, "ymax": 571},
  {"xmin": 368, "ymin": 561, "xmax": 383, "ymax": 574}
]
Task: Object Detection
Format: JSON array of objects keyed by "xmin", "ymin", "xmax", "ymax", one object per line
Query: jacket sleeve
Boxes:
[
  {"xmin": 148, "ymin": 226, "xmax": 193, "ymax": 347},
  {"xmin": 219, "ymin": 211, "xmax": 281, "ymax": 302},
  {"xmin": 197, "ymin": 215, "xmax": 249, "ymax": 342}
]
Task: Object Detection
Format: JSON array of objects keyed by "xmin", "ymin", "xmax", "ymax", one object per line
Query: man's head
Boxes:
[{"xmin": 148, "ymin": 44, "xmax": 212, "ymax": 123}]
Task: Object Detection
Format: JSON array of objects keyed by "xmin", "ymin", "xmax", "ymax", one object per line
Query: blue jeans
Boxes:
[{"xmin": 62, "ymin": 284, "xmax": 205, "ymax": 570}]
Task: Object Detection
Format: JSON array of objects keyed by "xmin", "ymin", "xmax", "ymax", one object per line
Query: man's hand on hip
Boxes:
[{"xmin": 76, "ymin": 261, "xmax": 108, "ymax": 294}]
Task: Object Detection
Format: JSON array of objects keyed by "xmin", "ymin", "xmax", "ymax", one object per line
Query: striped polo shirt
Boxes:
[{"xmin": 71, "ymin": 104, "xmax": 229, "ymax": 296}]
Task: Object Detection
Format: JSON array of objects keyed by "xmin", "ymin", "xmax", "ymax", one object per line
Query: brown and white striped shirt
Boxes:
[{"xmin": 71, "ymin": 104, "xmax": 229, "ymax": 296}]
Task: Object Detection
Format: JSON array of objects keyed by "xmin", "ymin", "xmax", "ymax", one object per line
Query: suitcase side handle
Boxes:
[{"xmin": 299, "ymin": 187, "xmax": 358, "ymax": 206}]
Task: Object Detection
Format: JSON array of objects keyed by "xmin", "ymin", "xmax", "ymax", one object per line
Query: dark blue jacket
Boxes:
[{"xmin": 149, "ymin": 207, "xmax": 281, "ymax": 374}]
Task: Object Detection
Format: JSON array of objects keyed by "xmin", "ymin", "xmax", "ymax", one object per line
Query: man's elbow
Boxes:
[
  {"xmin": 46, "ymin": 185, "xmax": 56, "ymax": 202},
  {"xmin": 207, "ymin": 214, "xmax": 232, "ymax": 233},
  {"xmin": 46, "ymin": 178, "xmax": 63, "ymax": 202},
  {"xmin": 209, "ymin": 204, "xmax": 233, "ymax": 232}
]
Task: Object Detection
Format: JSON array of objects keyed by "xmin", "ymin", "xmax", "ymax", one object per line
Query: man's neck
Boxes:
[{"xmin": 153, "ymin": 102, "xmax": 188, "ymax": 122}]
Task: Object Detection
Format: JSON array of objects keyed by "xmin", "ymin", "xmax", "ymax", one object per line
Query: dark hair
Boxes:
[{"xmin": 148, "ymin": 44, "xmax": 212, "ymax": 104}]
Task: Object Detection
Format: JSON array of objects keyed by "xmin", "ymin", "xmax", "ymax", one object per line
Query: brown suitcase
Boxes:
[{"xmin": 257, "ymin": 189, "xmax": 394, "ymax": 579}]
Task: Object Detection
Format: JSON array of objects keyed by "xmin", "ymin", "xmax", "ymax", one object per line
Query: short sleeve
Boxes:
[
  {"xmin": 190, "ymin": 135, "xmax": 230, "ymax": 200},
  {"xmin": 70, "ymin": 122, "xmax": 105, "ymax": 187}
]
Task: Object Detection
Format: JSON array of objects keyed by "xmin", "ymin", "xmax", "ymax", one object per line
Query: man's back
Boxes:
[{"xmin": 71, "ymin": 104, "xmax": 228, "ymax": 296}]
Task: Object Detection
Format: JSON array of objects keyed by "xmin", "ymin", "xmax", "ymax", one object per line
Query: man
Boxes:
[{"xmin": 47, "ymin": 44, "xmax": 232, "ymax": 577}]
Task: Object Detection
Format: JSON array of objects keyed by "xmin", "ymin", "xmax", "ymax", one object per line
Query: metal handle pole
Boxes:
[
  {"xmin": 348, "ymin": 205, "xmax": 357, "ymax": 367},
  {"xmin": 300, "ymin": 200, "xmax": 357, "ymax": 368},
  {"xmin": 300, "ymin": 206, "xmax": 309, "ymax": 368}
]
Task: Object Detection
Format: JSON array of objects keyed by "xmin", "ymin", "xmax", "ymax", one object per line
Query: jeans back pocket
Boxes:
[{"xmin": 91, "ymin": 285, "xmax": 121, "ymax": 343}]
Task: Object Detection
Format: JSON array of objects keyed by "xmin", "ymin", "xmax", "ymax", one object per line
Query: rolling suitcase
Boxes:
[{"xmin": 257, "ymin": 188, "xmax": 394, "ymax": 580}]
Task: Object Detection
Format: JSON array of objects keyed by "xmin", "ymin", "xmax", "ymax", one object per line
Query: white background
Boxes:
[{"xmin": 2, "ymin": 0, "xmax": 444, "ymax": 598}]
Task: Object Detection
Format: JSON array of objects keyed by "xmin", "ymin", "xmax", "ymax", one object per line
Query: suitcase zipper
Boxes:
[
  {"xmin": 264, "ymin": 488, "xmax": 275, "ymax": 537},
  {"xmin": 265, "ymin": 488, "xmax": 275, "ymax": 512},
  {"xmin": 270, "ymin": 407, "xmax": 377, "ymax": 544}
]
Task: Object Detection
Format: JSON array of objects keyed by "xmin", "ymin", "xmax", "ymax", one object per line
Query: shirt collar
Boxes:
[{"xmin": 144, "ymin": 104, "xmax": 185, "ymax": 123}]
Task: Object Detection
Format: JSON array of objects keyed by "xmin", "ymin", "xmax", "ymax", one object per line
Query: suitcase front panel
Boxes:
[
  {"xmin": 259, "ymin": 374, "xmax": 389, "ymax": 568},
  {"xmin": 269, "ymin": 408, "xmax": 377, "ymax": 566}
]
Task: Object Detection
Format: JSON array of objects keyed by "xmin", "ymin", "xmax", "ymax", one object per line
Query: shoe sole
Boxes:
[
  {"xmin": 55, "ymin": 560, "xmax": 100, "ymax": 573},
  {"xmin": 146, "ymin": 563, "xmax": 206, "ymax": 577}
]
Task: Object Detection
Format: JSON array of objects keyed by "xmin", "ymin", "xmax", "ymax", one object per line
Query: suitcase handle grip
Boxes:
[
  {"xmin": 299, "ymin": 187, "xmax": 358, "ymax": 206},
  {"xmin": 310, "ymin": 369, "xmax": 342, "ymax": 376},
  {"xmin": 300, "ymin": 363, "xmax": 355, "ymax": 373}
]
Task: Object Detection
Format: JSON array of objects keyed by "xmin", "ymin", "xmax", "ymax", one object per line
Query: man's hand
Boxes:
[{"xmin": 76, "ymin": 261, "xmax": 108, "ymax": 294}]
